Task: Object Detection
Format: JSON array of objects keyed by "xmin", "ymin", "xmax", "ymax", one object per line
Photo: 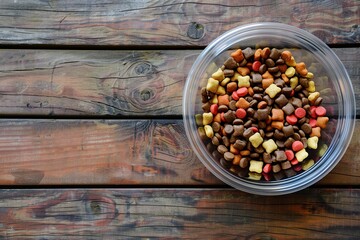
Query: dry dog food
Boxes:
[{"xmin": 196, "ymin": 47, "xmax": 329, "ymax": 181}]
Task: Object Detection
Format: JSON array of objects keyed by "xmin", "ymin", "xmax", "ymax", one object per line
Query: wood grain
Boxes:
[
  {"xmin": 0, "ymin": 119, "xmax": 358, "ymax": 186},
  {"xmin": 0, "ymin": 188, "xmax": 359, "ymax": 239},
  {"xmin": 0, "ymin": 0, "xmax": 358, "ymax": 46},
  {"xmin": 0, "ymin": 48, "xmax": 358, "ymax": 116}
]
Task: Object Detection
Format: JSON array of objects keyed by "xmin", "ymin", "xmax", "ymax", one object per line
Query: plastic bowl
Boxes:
[{"xmin": 183, "ymin": 22, "xmax": 355, "ymax": 195}]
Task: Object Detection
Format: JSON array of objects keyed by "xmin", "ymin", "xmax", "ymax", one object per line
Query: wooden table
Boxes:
[{"xmin": 0, "ymin": 1, "xmax": 359, "ymax": 239}]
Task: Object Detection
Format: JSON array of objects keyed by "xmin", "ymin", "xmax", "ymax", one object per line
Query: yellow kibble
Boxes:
[
  {"xmin": 307, "ymin": 80, "xmax": 316, "ymax": 92},
  {"xmin": 319, "ymin": 144, "xmax": 328, "ymax": 157},
  {"xmin": 216, "ymin": 85, "xmax": 226, "ymax": 95},
  {"xmin": 204, "ymin": 125, "xmax": 214, "ymax": 138},
  {"xmin": 198, "ymin": 127, "xmax": 207, "ymax": 141},
  {"xmin": 306, "ymin": 72, "xmax": 314, "ymax": 79},
  {"xmin": 238, "ymin": 75, "xmax": 250, "ymax": 88},
  {"xmin": 265, "ymin": 84, "xmax": 281, "ymax": 98},
  {"xmin": 206, "ymin": 78, "xmax": 219, "ymax": 93},
  {"xmin": 302, "ymin": 159, "xmax": 315, "ymax": 171},
  {"xmin": 249, "ymin": 160, "xmax": 264, "ymax": 174},
  {"xmin": 285, "ymin": 67, "xmax": 296, "ymax": 78},
  {"xmin": 285, "ymin": 56, "xmax": 296, "ymax": 67},
  {"xmin": 249, "ymin": 132, "xmax": 264, "ymax": 148},
  {"xmin": 248, "ymin": 172, "xmax": 262, "ymax": 180},
  {"xmin": 209, "ymin": 94, "xmax": 218, "ymax": 104},
  {"xmin": 295, "ymin": 148, "xmax": 308, "ymax": 162},
  {"xmin": 231, "ymin": 72, "xmax": 240, "ymax": 81},
  {"xmin": 202, "ymin": 112, "xmax": 213, "ymax": 125},
  {"xmin": 307, "ymin": 136, "xmax": 319, "ymax": 149},
  {"xmin": 262, "ymin": 139, "xmax": 278, "ymax": 154},
  {"xmin": 195, "ymin": 114, "xmax": 203, "ymax": 126},
  {"xmin": 212, "ymin": 68, "xmax": 225, "ymax": 81},
  {"xmin": 308, "ymin": 92, "xmax": 320, "ymax": 103},
  {"xmin": 290, "ymin": 76, "xmax": 298, "ymax": 89},
  {"xmin": 220, "ymin": 77, "xmax": 231, "ymax": 86}
]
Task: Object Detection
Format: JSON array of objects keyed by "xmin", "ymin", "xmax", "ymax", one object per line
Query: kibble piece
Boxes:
[
  {"xmin": 242, "ymin": 47, "xmax": 254, "ymax": 59},
  {"xmin": 224, "ymin": 152, "xmax": 235, "ymax": 161},
  {"xmin": 272, "ymin": 109, "xmax": 284, "ymax": 121},
  {"xmin": 238, "ymin": 75, "xmax": 251, "ymax": 88},
  {"xmin": 319, "ymin": 144, "xmax": 328, "ymax": 157},
  {"xmin": 202, "ymin": 112, "xmax": 213, "ymax": 125},
  {"xmin": 204, "ymin": 125, "xmax": 214, "ymax": 138},
  {"xmin": 233, "ymin": 139, "xmax": 246, "ymax": 150},
  {"xmin": 262, "ymin": 139, "xmax": 278, "ymax": 154},
  {"xmin": 256, "ymin": 108, "xmax": 269, "ymax": 121},
  {"xmin": 285, "ymin": 67, "xmax": 296, "ymax": 78},
  {"xmin": 265, "ymin": 84, "xmax": 281, "ymax": 98},
  {"xmin": 282, "ymin": 103, "xmax": 295, "ymax": 115},
  {"xmin": 212, "ymin": 68, "xmax": 225, "ymax": 80},
  {"xmin": 224, "ymin": 57, "xmax": 238, "ymax": 69},
  {"xmin": 249, "ymin": 132, "xmax": 263, "ymax": 148},
  {"xmin": 308, "ymin": 92, "xmax": 320, "ymax": 103},
  {"xmin": 302, "ymin": 159, "xmax": 315, "ymax": 171},
  {"xmin": 248, "ymin": 172, "xmax": 262, "ymax": 180},
  {"xmin": 290, "ymin": 76, "xmax": 298, "ymax": 89},
  {"xmin": 231, "ymin": 49, "xmax": 244, "ymax": 62},
  {"xmin": 295, "ymin": 148, "xmax": 308, "ymax": 162},
  {"xmin": 281, "ymin": 160, "xmax": 292, "ymax": 169},
  {"xmin": 206, "ymin": 78, "xmax": 219, "ymax": 93},
  {"xmin": 307, "ymin": 136, "xmax": 319, "ymax": 149},
  {"xmin": 224, "ymin": 110, "xmax": 236, "ymax": 123},
  {"xmin": 274, "ymin": 150, "xmax": 287, "ymax": 162},
  {"xmin": 272, "ymin": 164, "xmax": 281, "ymax": 173},
  {"xmin": 307, "ymin": 81, "xmax": 316, "ymax": 92},
  {"xmin": 243, "ymin": 128, "xmax": 255, "ymax": 139},
  {"xmin": 275, "ymin": 94, "xmax": 289, "ymax": 108},
  {"xmin": 251, "ymin": 72, "xmax": 262, "ymax": 84},
  {"xmin": 249, "ymin": 160, "xmax": 263, "ymax": 174},
  {"xmin": 283, "ymin": 125, "xmax": 294, "ymax": 137},
  {"xmin": 317, "ymin": 117, "xmax": 329, "ymax": 129}
]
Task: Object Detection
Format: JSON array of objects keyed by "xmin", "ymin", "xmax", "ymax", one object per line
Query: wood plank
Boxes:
[
  {"xmin": 0, "ymin": 119, "xmax": 359, "ymax": 186},
  {"xmin": 0, "ymin": 48, "xmax": 358, "ymax": 116},
  {"xmin": 0, "ymin": 0, "xmax": 358, "ymax": 46},
  {"xmin": 0, "ymin": 188, "xmax": 359, "ymax": 239}
]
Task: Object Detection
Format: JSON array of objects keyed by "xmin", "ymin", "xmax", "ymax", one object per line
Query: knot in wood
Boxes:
[
  {"xmin": 187, "ymin": 22, "xmax": 205, "ymax": 39},
  {"xmin": 140, "ymin": 88, "xmax": 154, "ymax": 102},
  {"xmin": 135, "ymin": 62, "xmax": 154, "ymax": 75}
]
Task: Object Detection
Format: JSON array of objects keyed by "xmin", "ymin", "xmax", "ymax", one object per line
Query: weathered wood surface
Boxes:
[
  {"xmin": 0, "ymin": 48, "xmax": 358, "ymax": 116},
  {"xmin": 0, "ymin": 188, "xmax": 359, "ymax": 239},
  {"xmin": 0, "ymin": 0, "xmax": 358, "ymax": 47},
  {"xmin": 0, "ymin": 119, "xmax": 358, "ymax": 186}
]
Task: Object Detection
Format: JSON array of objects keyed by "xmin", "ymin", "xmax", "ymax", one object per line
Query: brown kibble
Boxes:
[
  {"xmin": 301, "ymin": 123, "xmax": 312, "ymax": 135},
  {"xmin": 227, "ymin": 82, "xmax": 237, "ymax": 93},
  {"xmin": 277, "ymin": 64, "xmax": 287, "ymax": 73},
  {"xmin": 233, "ymin": 139, "xmax": 246, "ymax": 150},
  {"xmin": 259, "ymin": 64, "xmax": 267, "ymax": 74},
  {"xmin": 231, "ymin": 49, "xmax": 244, "ymax": 62},
  {"xmin": 281, "ymin": 161, "xmax": 292, "ymax": 170},
  {"xmin": 317, "ymin": 117, "xmax": 329, "ymax": 129},
  {"xmin": 236, "ymin": 98, "xmax": 250, "ymax": 109},
  {"xmin": 233, "ymin": 125, "xmax": 245, "ymax": 137},
  {"xmin": 224, "ymin": 69, "xmax": 234, "ymax": 77},
  {"xmin": 272, "ymin": 164, "xmax": 282, "ymax": 173},
  {"xmin": 257, "ymin": 101, "xmax": 268, "ymax": 109},
  {"xmin": 224, "ymin": 110, "xmax": 236, "ymax": 123},
  {"xmin": 239, "ymin": 157, "xmax": 249, "ymax": 168},
  {"xmin": 224, "ymin": 152, "xmax": 235, "ymax": 161},
  {"xmin": 271, "ymin": 121, "xmax": 284, "ymax": 130},
  {"xmin": 224, "ymin": 57, "xmax": 238, "ymax": 69},
  {"xmin": 282, "ymin": 103, "xmax": 295, "ymax": 115},
  {"xmin": 237, "ymin": 67, "xmax": 250, "ymax": 76}
]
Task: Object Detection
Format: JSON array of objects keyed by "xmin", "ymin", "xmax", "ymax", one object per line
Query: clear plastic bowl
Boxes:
[{"xmin": 183, "ymin": 22, "xmax": 355, "ymax": 195}]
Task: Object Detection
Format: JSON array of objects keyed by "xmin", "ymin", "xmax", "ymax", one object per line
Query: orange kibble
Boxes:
[
  {"xmin": 261, "ymin": 47, "xmax": 271, "ymax": 59},
  {"xmin": 262, "ymin": 71, "xmax": 273, "ymax": 79},
  {"xmin": 265, "ymin": 115, "xmax": 272, "ymax": 125},
  {"xmin": 240, "ymin": 150, "xmax": 250, "ymax": 156},
  {"xmin": 254, "ymin": 49, "xmax": 262, "ymax": 61},
  {"xmin": 248, "ymin": 87, "xmax": 254, "ymax": 96},
  {"xmin": 262, "ymin": 78, "xmax": 274, "ymax": 89},
  {"xmin": 231, "ymin": 49, "xmax": 244, "ymax": 62},
  {"xmin": 213, "ymin": 113, "xmax": 221, "ymax": 123},
  {"xmin": 266, "ymin": 125, "xmax": 273, "ymax": 132},
  {"xmin": 281, "ymin": 73, "xmax": 289, "ymax": 83},
  {"xmin": 237, "ymin": 67, "xmax": 250, "ymax": 76},
  {"xmin": 281, "ymin": 50, "xmax": 292, "ymax": 61},
  {"xmin": 218, "ymin": 95, "xmax": 229, "ymax": 106},
  {"xmin": 295, "ymin": 62, "xmax": 308, "ymax": 77},
  {"xmin": 271, "ymin": 109, "xmax": 284, "ymax": 121},
  {"xmin": 257, "ymin": 101, "xmax": 268, "ymax": 109},
  {"xmin": 233, "ymin": 154, "xmax": 241, "ymax": 165},
  {"xmin": 236, "ymin": 97, "xmax": 250, "ymax": 109},
  {"xmin": 310, "ymin": 127, "xmax": 321, "ymax": 137},
  {"xmin": 271, "ymin": 121, "xmax": 284, "ymax": 130},
  {"xmin": 316, "ymin": 116, "xmax": 329, "ymax": 129},
  {"xmin": 230, "ymin": 144, "xmax": 240, "ymax": 155}
]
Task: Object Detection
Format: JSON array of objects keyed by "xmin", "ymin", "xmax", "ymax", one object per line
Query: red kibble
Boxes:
[
  {"xmin": 235, "ymin": 108, "xmax": 247, "ymax": 119},
  {"xmin": 252, "ymin": 61, "xmax": 261, "ymax": 72},
  {"xmin": 293, "ymin": 164, "xmax": 303, "ymax": 172},
  {"xmin": 290, "ymin": 89, "xmax": 295, "ymax": 97},
  {"xmin": 315, "ymin": 106, "xmax": 327, "ymax": 116},
  {"xmin": 295, "ymin": 108, "xmax": 306, "ymax": 118},
  {"xmin": 292, "ymin": 140, "xmax": 304, "ymax": 152},
  {"xmin": 263, "ymin": 163, "xmax": 272, "ymax": 173},
  {"xmin": 262, "ymin": 172, "xmax": 272, "ymax": 181},
  {"xmin": 210, "ymin": 104, "xmax": 218, "ymax": 115},
  {"xmin": 220, "ymin": 112, "xmax": 226, "ymax": 122},
  {"xmin": 309, "ymin": 118, "xmax": 317, "ymax": 127},
  {"xmin": 310, "ymin": 106, "xmax": 317, "ymax": 118},
  {"xmin": 285, "ymin": 150, "xmax": 295, "ymax": 161},
  {"xmin": 231, "ymin": 91, "xmax": 239, "ymax": 101},
  {"xmin": 290, "ymin": 159, "xmax": 299, "ymax": 165},
  {"xmin": 251, "ymin": 127, "xmax": 259, "ymax": 133},
  {"xmin": 236, "ymin": 87, "xmax": 248, "ymax": 97},
  {"xmin": 286, "ymin": 114, "xmax": 298, "ymax": 125}
]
